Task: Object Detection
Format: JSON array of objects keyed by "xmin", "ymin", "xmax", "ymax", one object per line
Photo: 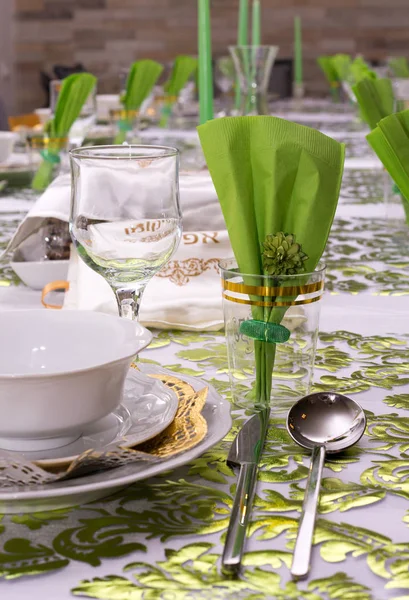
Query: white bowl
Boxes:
[
  {"xmin": 11, "ymin": 255, "xmax": 69, "ymax": 290},
  {"xmin": 0, "ymin": 310, "xmax": 152, "ymax": 451},
  {"xmin": 0, "ymin": 132, "xmax": 18, "ymax": 163}
]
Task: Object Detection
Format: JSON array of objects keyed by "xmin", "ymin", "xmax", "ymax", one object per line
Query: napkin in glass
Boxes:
[
  {"xmin": 160, "ymin": 55, "xmax": 198, "ymax": 128},
  {"xmin": 317, "ymin": 56, "xmax": 340, "ymax": 100},
  {"xmin": 198, "ymin": 116, "xmax": 345, "ymax": 404},
  {"xmin": 352, "ymin": 77, "xmax": 395, "ymax": 130},
  {"xmin": 115, "ymin": 60, "xmax": 163, "ymax": 143},
  {"xmin": 32, "ymin": 72, "xmax": 96, "ymax": 192},
  {"xmin": 367, "ymin": 108, "xmax": 409, "ymax": 222}
]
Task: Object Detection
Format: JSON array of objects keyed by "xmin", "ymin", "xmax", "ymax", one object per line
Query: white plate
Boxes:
[
  {"xmin": 0, "ymin": 365, "xmax": 232, "ymax": 513},
  {"xmin": 8, "ymin": 367, "xmax": 179, "ymax": 469}
]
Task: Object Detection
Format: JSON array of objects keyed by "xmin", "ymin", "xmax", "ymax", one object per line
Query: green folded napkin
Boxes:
[
  {"xmin": 352, "ymin": 77, "xmax": 395, "ymax": 130},
  {"xmin": 388, "ymin": 57, "xmax": 409, "ymax": 79},
  {"xmin": 367, "ymin": 109, "xmax": 409, "ymax": 222},
  {"xmin": 198, "ymin": 116, "xmax": 345, "ymax": 405},
  {"xmin": 32, "ymin": 72, "xmax": 97, "ymax": 192},
  {"xmin": 332, "ymin": 54, "xmax": 352, "ymax": 81},
  {"xmin": 159, "ymin": 55, "xmax": 198, "ymax": 127},
  {"xmin": 115, "ymin": 59, "xmax": 163, "ymax": 143},
  {"xmin": 348, "ymin": 57, "xmax": 376, "ymax": 85},
  {"xmin": 317, "ymin": 56, "xmax": 340, "ymax": 101}
]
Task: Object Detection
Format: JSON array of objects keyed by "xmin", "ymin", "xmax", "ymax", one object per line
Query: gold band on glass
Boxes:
[
  {"xmin": 222, "ymin": 279, "xmax": 324, "ymax": 297},
  {"xmin": 109, "ymin": 109, "xmax": 139, "ymax": 120},
  {"xmin": 28, "ymin": 136, "xmax": 68, "ymax": 149},
  {"xmin": 222, "ymin": 292, "xmax": 323, "ymax": 308}
]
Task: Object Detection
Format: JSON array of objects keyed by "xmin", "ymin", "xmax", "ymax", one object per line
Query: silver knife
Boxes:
[{"xmin": 222, "ymin": 408, "xmax": 269, "ymax": 575}]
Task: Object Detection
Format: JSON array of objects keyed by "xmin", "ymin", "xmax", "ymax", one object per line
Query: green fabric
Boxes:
[
  {"xmin": 367, "ymin": 109, "xmax": 409, "ymax": 220},
  {"xmin": 122, "ymin": 60, "xmax": 163, "ymax": 111},
  {"xmin": 388, "ymin": 56, "xmax": 409, "ymax": 78},
  {"xmin": 352, "ymin": 78, "xmax": 395, "ymax": 130},
  {"xmin": 164, "ymin": 55, "xmax": 198, "ymax": 97},
  {"xmin": 198, "ymin": 116, "xmax": 345, "ymax": 404}
]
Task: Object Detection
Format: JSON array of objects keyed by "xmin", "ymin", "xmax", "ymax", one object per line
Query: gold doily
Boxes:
[{"xmin": 137, "ymin": 372, "xmax": 208, "ymax": 457}]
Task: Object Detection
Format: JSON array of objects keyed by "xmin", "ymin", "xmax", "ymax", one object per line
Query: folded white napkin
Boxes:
[
  {"xmin": 7, "ymin": 170, "xmax": 231, "ymax": 330},
  {"xmin": 65, "ymin": 228, "xmax": 231, "ymax": 330},
  {"xmin": 7, "ymin": 170, "xmax": 225, "ymax": 251}
]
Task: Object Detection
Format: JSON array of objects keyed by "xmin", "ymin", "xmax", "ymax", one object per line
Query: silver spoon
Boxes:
[{"xmin": 287, "ymin": 391, "xmax": 366, "ymax": 580}]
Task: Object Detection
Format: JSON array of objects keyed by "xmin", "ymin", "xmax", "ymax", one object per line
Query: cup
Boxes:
[{"xmin": 220, "ymin": 258, "xmax": 325, "ymax": 411}]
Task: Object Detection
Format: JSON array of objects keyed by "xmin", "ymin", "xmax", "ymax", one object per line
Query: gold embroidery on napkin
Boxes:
[{"xmin": 155, "ymin": 258, "xmax": 220, "ymax": 285}]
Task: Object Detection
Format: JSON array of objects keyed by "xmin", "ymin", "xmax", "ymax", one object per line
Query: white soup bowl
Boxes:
[{"xmin": 0, "ymin": 310, "xmax": 152, "ymax": 451}]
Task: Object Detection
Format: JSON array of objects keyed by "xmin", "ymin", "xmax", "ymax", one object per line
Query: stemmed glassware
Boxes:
[{"xmin": 69, "ymin": 145, "xmax": 182, "ymax": 320}]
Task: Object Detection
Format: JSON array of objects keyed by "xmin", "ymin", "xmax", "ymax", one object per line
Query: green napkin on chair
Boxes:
[
  {"xmin": 317, "ymin": 56, "xmax": 340, "ymax": 101},
  {"xmin": 115, "ymin": 59, "xmax": 163, "ymax": 144},
  {"xmin": 388, "ymin": 57, "xmax": 409, "ymax": 79},
  {"xmin": 367, "ymin": 109, "xmax": 409, "ymax": 222},
  {"xmin": 198, "ymin": 116, "xmax": 345, "ymax": 405},
  {"xmin": 32, "ymin": 72, "xmax": 97, "ymax": 192},
  {"xmin": 352, "ymin": 77, "xmax": 395, "ymax": 130},
  {"xmin": 160, "ymin": 55, "xmax": 198, "ymax": 127}
]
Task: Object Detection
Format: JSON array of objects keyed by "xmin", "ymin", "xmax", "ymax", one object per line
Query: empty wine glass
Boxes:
[{"xmin": 69, "ymin": 145, "xmax": 182, "ymax": 320}]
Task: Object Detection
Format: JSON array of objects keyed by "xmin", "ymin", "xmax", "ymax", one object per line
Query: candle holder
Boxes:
[{"xmin": 229, "ymin": 45, "xmax": 278, "ymax": 116}]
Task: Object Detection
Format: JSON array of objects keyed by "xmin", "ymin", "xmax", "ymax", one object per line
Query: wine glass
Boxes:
[{"xmin": 69, "ymin": 145, "xmax": 182, "ymax": 320}]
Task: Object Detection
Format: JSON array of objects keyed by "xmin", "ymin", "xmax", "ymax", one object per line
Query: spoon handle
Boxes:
[{"xmin": 291, "ymin": 444, "xmax": 325, "ymax": 579}]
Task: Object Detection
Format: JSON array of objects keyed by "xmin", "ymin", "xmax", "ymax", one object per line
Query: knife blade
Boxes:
[{"xmin": 222, "ymin": 408, "xmax": 269, "ymax": 575}]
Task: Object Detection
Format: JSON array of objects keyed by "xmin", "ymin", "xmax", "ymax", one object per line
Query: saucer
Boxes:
[{"xmin": 9, "ymin": 367, "xmax": 179, "ymax": 470}]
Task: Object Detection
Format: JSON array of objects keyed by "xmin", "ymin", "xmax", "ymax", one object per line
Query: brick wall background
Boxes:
[{"xmin": 12, "ymin": 0, "xmax": 409, "ymax": 113}]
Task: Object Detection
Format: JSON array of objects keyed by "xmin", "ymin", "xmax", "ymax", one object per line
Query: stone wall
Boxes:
[{"xmin": 12, "ymin": 0, "xmax": 409, "ymax": 113}]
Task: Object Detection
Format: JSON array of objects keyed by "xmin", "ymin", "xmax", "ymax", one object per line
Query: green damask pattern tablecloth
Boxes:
[{"xmin": 1, "ymin": 113, "xmax": 409, "ymax": 600}]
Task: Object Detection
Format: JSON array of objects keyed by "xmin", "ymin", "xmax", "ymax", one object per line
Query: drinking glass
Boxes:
[
  {"xmin": 220, "ymin": 258, "xmax": 325, "ymax": 411},
  {"xmin": 69, "ymin": 145, "xmax": 182, "ymax": 320},
  {"xmin": 229, "ymin": 45, "xmax": 278, "ymax": 115}
]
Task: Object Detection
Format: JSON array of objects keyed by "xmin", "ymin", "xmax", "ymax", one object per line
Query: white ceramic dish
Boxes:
[
  {"xmin": 11, "ymin": 254, "xmax": 69, "ymax": 290},
  {"xmin": 0, "ymin": 132, "xmax": 18, "ymax": 163},
  {"xmin": 8, "ymin": 367, "xmax": 179, "ymax": 469},
  {"xmin": 0, "ymin": 364, "xmax": 232, "ymax": 513},
  {"xmin": 0, "ymin": 310, "xmax": 152, "ymax": 451}
]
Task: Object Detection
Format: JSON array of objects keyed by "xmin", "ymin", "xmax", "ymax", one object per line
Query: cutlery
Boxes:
[
  {"xmin": 287, "ymin": 391, "xmax": 366, "ymax": 580},
  {"xmin": 222, "ymin": 408, "xmax": 269, "ymax": 575}
]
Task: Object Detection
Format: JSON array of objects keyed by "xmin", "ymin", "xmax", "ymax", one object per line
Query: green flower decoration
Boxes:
[{"xmin": 262, "ymin": 232, "xmax": 308, "ymax": 276}]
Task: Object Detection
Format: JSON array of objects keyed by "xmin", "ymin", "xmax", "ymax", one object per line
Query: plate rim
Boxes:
[{"xmin": 0, "ymin": 365, "xmax": 232, "ymax": 500}]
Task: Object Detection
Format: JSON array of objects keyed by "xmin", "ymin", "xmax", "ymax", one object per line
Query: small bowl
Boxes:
[
  {"xmin": 0, "ymin": 132, "xmax": 18, "ymax": 163},
  {"xmin": 11, "ymin": 254, "xmax": 69, "ymax": 291},
  {"xmin": 0, "ymin": 310, "xmax": 152, "ymax": 451}
]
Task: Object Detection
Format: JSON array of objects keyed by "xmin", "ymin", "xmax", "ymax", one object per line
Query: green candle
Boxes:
[
  {"xmin": 198, "ymin": 0, "xmax": 214, "ymax": 124},
  {"xmin": 238, "ymin": 0, "xmax": 249, "ymax": 45},
  {"xmin": 252, "ymin": 0, "xmax": 261, "ymax": 46},
  {"xmin": 294, "ymin": 15, "xmax": 303, "ymax": 84}
]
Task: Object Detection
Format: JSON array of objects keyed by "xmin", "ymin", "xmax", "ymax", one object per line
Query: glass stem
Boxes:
[{"xmin": 113, "ymin": 285, "xmax": 146, "ymax": 321}]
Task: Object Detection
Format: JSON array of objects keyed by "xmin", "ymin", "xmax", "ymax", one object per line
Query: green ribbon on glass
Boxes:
[{"xmin": 240, "ymin": 320, "xmax": 291, "ymax": 344}]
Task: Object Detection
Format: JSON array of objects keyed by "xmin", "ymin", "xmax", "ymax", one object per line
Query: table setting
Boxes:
[{"xmin": 2, "ymin": 1, "xmax": 409, "ymax": 599}]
